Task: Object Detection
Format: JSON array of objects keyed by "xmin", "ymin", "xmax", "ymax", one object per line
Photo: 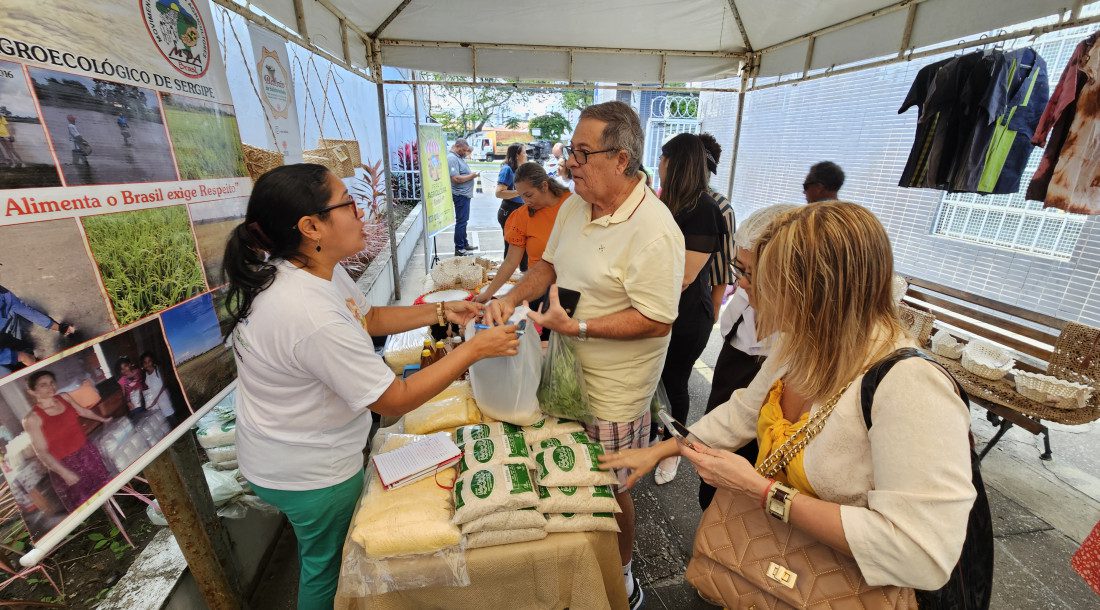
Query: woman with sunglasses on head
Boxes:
[
  {"xmin": 222, "ymin": 164, "xmax": 519, "ymax": 610},
  {"xmin": 652, "ymin": 133, "xmax": 727, "ymax": 484}
]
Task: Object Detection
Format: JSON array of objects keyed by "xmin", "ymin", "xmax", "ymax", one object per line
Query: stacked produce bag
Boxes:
[
  {"xmin": 195, "ymin": 400, "xmax": 239, "ymax": 471},
  {"xmin": 526, "ymin": 418, "xmax": 621, "ymax": 534}
]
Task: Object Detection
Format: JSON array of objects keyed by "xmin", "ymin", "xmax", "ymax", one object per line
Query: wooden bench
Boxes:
[{"xmin": 899, "ymin": 276, "xmax": 1100, "ymax": 461}]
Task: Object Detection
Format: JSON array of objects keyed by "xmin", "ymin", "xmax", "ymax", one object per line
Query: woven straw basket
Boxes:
[
  {"xmin": 305, "ymin": 141, "xmax": 356, "ymax": 178},
  {"xmin": 242, "ymin": 143, "xmax": 284, "ymax": 181},
  {"xmin": 961, "ymin": 340, "xmax": 1015, "ymax": 380},
  {"xmin": 930, "ymin": 330, "xmax": 964, "ymax": 359},
  {"xmin": 319, "ymin": 138, "xmax": 362, "ymax": 168},
  {"xmin": 1013, "ymin": 370, "xmax": 1093, "ymax": 410}
]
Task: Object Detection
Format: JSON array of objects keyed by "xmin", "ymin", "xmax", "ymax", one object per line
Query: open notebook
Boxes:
[{"xmin": 372, "ymin": 432, "xmax": 462, "ymax": 491}]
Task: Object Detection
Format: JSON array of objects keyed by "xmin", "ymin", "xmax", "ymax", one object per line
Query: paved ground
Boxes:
[{"xmin": 251, "ymin": 190, "xmax": 1100, "ymax": 608}]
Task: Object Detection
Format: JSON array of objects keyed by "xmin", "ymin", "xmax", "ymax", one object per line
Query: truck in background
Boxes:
[{"xmin": 469, "ymin": 129, "xmax": 534, "ymax": 161}]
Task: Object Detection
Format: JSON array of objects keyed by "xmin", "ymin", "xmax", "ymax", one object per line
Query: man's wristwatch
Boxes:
[
  {"xmin": 576, "ymin": 319, "xmax": 588, "ymax": 341},
  {"xmin": 765, "ymin": 481, "xmax": 799, "ymax": 523}
]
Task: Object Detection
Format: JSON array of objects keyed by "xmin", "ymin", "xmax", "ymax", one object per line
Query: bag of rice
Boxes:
[
  {"xmin": 383, "ymin": 327, "xmax": 432, "ymax": 374},
  {"xmin": 205, "ymin": 444, "xmax": 238, "ymax": 464},
  {"xmin": 405, "ymin": 382, "xmax": 481, "ymax": 435},
  {"xmin": 454, "ymin": 422, "xmax": 523, "ymax": 446},
  {"xmin": 522, "ymin": 417, "xmax": 585, "ymax": 444},
  {"xmin": 537, "ymin": 484, "xmax": 621, "ymax": 514},
  {"xmin": 453, "ymin": 463, "xmax": 539, "ymax": 525},
  {"xmin": 529, "ymin": 431, "xmax": 593, "ymax": 453},
  {"xmin": 352, "ymin": 468, "xmax": 461, "ymax": 558},
  {"xmin": 458, "ymin": 433, "xmax": 533, "ymax": 473},
  {"xmin": 196, "ymin": 417, "xmax": 236, "ymax": 448},
  {"xmin": 459, "ymin": 508, "xmax": 546, "ymax": 534},
  {"xmin": 466, "ymin": 528, "xmax": 547, "ymax": 549},
  {"xmin": 534, "ymin": 443, "xmax": 616, "ymax": 487},
  {"xmin": 545, "ymin": 512, "xmax": 620, "ymax": 533}
]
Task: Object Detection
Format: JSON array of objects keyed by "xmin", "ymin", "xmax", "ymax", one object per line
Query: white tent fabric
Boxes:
[{"xmin": 245, "ymin": 0, "xmax": 1083, "ymax": 81}]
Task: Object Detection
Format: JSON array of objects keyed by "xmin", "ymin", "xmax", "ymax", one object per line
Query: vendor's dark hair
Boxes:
[
  {"xmin": 504, "ymin": 143, "xmax": 525, "ymax": 171},
  {"xmin": 26, "ymin": 370, "xmax": 56, "ymax": 390},
  {"xmin": 515, "ymin": 162, "xmax": 567, "ymax": 198},
  {"xmin": 659, "ymin": 133, "xmax": 709, "ymax": 218},
  {"xmin": 222, "ymin": 164, "xmax": 335, "ymax": 332}
]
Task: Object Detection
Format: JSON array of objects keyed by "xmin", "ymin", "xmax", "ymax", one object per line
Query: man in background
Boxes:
[
  {"xmin": 803, "ymin": 161, "xmax": 845, "ymax": 203},
  {"xmin": 447, "ymin": 139, "xmax": 480, "ymax": 255}
]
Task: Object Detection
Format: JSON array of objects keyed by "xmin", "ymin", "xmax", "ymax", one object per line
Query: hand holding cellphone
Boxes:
[
  {"xmin": 556, "ymin": 286, "xmax": 581, "ymax": 318},
  {"xmin": 657, "ymin": 411, "xmax": 706, "ymax": 452}
]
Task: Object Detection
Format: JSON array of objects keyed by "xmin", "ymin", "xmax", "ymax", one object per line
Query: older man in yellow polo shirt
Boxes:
[{"xmin": 486, "ymin": 100, "xmax": 684, "ymax": 610}]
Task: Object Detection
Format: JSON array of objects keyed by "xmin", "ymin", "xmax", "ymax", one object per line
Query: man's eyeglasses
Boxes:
[
  {"xmin": 563, "ymin": 145, "xmax": 618, "ymax": 165},
  {"xmin": 802, "ymin": 181, "xmax": 819, "ymax": 191}
]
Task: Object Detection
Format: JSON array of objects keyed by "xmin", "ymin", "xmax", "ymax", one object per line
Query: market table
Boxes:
[{"xmin": 334, "ymin": 530, "xmax": 628, "ymax": 610}]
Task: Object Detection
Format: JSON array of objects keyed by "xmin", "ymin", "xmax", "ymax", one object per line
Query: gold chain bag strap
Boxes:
[{"xmin": 684, "ymin": 377, "xmax": 918, "ymax": 609}]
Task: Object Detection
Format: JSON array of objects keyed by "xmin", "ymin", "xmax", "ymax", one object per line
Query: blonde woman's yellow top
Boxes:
[{"xmin": 754, "ymin": 379, "xmax": 818, "ymax": 498}]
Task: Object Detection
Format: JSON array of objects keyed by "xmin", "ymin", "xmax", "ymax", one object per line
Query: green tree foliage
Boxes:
[
  {"xmin": 561, "ymin": 89, "xmax": 594, "ymax": 111},
  {"xmin": 528, "ymin": 112, "xmax": 570, "ymax": 141},
  {"xmin": 425, "ymin": 74, "xmax": 533, "ymax": 137}
]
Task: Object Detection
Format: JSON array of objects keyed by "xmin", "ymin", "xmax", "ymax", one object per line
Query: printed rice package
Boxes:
[
  {"xmin": 454, "ymin": 422, "xmax": 524, "ymax": 447},
  {"xmin": 405, "ymin": 382, "xmax": 481, "ymax": 435},
  {"xmin": 458, "ymin": 433, "xmax": 534, "ymax": 473},
  {"xmin": 536, "ymin": 485, "xmax": 621, "ymax": 514},
  {"xmin": 545, "ymin": 512, "xmax": 621, "ymax": 533},
  {"xmin": 453, "ymin": 463, "xmax": 539, "ymax": 525},
  {"xmin": 534, "ymin": 443, "xmax": 616, "ymax": 487},
  {"xmin": 466, "ymin": 527, "xmax": 548, "ymax": 549},
  {"xmin": 196, "ymin": 417, "xmax": 236, "ymax": 449},
  {"xmin": 522, "ymin": 417, "xmax": 585, "ymax": 444},
  {"xmin": 459, "ymin": 508, "xmax": 547, "ymax": 535},
  {"xmin": 528, "ymin": 431, "xmax": 594, "ymax": 453}
]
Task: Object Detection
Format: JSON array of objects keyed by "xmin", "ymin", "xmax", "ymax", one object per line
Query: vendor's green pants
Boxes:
[{"xmin": 250, "ymin": 470, "xmax": 364, "ymax": 610}]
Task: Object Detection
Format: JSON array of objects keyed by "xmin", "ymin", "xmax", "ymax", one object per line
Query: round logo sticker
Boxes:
[
  {"xmin": 472, "ymin": 439, "xmax": 495, "ymax": 463},
  {"xmin": 471, "ymin": 470, "xmax": 494, "ymax": 499},
  {"xmin": 553, "ymin": 446, "xmax": 576, "ymax": 472},
  {"xmin": 559, "ymin": 486, "xmax": 577, "ymax": 496},
  {"xmin": 142, "ymin": 0, "xmax": 211, "ymax": 78},
  {"xmin": 541, "ymin": 438, "xmax": 562, "ymax": 449}
]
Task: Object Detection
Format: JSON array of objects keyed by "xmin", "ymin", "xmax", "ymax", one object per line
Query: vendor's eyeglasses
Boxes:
[
  {"xmin": 802, "ymin": 181, "xmax": 819, "ymax": 191},
  {"xmin": 564, "ymin": 145, "xmax": 618, "ymax": 165},
  {"xmin": 291, "ymin": 199, "xmax": 359, "ymax": 229}
]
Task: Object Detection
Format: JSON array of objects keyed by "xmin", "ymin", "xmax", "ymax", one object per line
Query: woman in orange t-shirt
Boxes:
[{"xmin": 475, "ymin": 162, "xmax": 569, "ymax": 305}]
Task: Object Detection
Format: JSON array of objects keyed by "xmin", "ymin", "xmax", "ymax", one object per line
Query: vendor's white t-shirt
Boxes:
[{"xmin": 232, "ymin": 261, "xmax": 395, "ymax": 491}]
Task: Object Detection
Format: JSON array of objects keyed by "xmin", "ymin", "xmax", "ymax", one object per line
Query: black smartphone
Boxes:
[
  {"xmin": 658, "ymin": 411, "xmax": 706, "ymax": 451},
  {"xmin": 556, "ymin": 287, "xmax": 581, "ymax": 317}
]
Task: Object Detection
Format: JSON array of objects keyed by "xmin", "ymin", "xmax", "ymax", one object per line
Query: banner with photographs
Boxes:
[{"xmin": 0, "ymin": 0, "xmax": 245, "ymax": 543}]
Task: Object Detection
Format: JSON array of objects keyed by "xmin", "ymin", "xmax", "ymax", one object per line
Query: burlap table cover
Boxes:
[{"xmin": 335, "ymin": 531, "xmax": 628, "ymax": 610}]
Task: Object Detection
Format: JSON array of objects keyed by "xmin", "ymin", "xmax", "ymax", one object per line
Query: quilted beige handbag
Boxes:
[{"xmin": 684, "ymin": 377, "xmax": 917, "ymax": 609}]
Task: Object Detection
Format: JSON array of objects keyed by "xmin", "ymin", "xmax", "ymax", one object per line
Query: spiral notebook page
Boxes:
[{"xmin": 373, "ymin": 432, "xmax": 461, "ymax": 489}]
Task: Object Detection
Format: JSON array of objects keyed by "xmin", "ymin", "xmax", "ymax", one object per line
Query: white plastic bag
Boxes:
[{"xmin": 467, "ymin": 310, "xmax": 543, "ymax": 425}]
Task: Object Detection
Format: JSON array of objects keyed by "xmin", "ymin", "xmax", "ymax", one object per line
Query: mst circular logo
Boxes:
[{"xmin": 141, "ymin": 0, "xmax": 210, "ymax": 78}]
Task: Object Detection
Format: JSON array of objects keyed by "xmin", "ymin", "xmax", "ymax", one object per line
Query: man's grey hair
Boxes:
[
  {"xmin": 578, "ymin": 101, "xmax": 644, "ymax": 175},
  {"xmin": 733, "ymin": 204, "xmax": 802, "ymax": 252},
  {"xmin": 453, "ymin": 138, "xmax": 469, "ymax": 148},
  {"xmin": 805, "ymin": 161, "xmax": 845, "ymax": 192}
]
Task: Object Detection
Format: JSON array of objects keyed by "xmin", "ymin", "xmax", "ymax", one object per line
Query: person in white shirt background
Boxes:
[
  {"xmin": 221, "ymin": 163, "xmax": 519, "ymax": 610},
  {"xmin": 139, "ymin": 352, "xmax": 175, "ymax": 421},
  {"xmin": 697, "ymin": 203, "xmax": 799, "ymax": 509}
]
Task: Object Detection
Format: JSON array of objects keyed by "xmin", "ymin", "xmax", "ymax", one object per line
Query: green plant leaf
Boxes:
[{"xmin": 95, "ymin": 539, "xmax": 108, "ymax": 550}]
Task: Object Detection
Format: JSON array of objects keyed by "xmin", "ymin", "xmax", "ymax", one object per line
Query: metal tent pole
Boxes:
[
  {"xmin": 725, "ymin": 69, "xmax": 749, "ymax": 203},
  {"xmin": 412, "ymin": 80, "xmax": 432, "ymax": 270},
  {"xmin": 376, "ymin": 79, "xmax": 402, "ymax": 301}
]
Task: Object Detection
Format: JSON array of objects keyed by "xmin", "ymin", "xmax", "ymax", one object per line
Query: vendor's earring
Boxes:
[{"xmin": 316, "ymin": 240, "xmax": 322, "ymax": 252}]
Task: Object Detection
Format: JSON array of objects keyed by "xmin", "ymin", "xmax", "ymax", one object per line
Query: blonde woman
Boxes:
[{"xmin": 602, "ymin": 202, "xmax": 988, "ymax": 604}]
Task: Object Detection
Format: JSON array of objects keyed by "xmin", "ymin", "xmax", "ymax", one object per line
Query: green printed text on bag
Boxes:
[
  {"xmin": 471, "ymin": 470, "xmax": 494, "ymax": 499},
  {"xmin": 534, "ymin": 444, "xmax": 617, "ymax": 487}
]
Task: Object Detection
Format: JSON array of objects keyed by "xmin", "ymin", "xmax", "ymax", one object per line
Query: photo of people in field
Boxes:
[
  {"xmin": 0, "ymin": 318, "xmax": 185, "ymax": 541},
  {"xmin": 0, "ymin": 219, "xmax": 117, "ymax": 381},
  {"xmin": 81, "ymin": 206, "xmax": 206, "ymax": 326},
  {"xmin": 160, "ymin": 292, "xmax": 234, "ymax": 412},
  {"xmin": 0, "ymin": 60, "xmax": 62, "ymax": 189},
  {"xmin": 28, "ymin": 67, "xmax": 177, "ymax": 186}
]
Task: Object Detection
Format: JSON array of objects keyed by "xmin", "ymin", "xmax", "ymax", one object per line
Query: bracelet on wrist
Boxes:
[
  {"xmin": 760, "ymin": 478, "xmax": 777, "ymax": 509},
  {"xmin": 435, "ymin": 302, "xmax": 447, "ymax": 326}
]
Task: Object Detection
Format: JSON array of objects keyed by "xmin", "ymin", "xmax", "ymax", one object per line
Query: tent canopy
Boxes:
[{"xmin": 239, "ymin": 0, "xmax": 1087, "ymax": 83}]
